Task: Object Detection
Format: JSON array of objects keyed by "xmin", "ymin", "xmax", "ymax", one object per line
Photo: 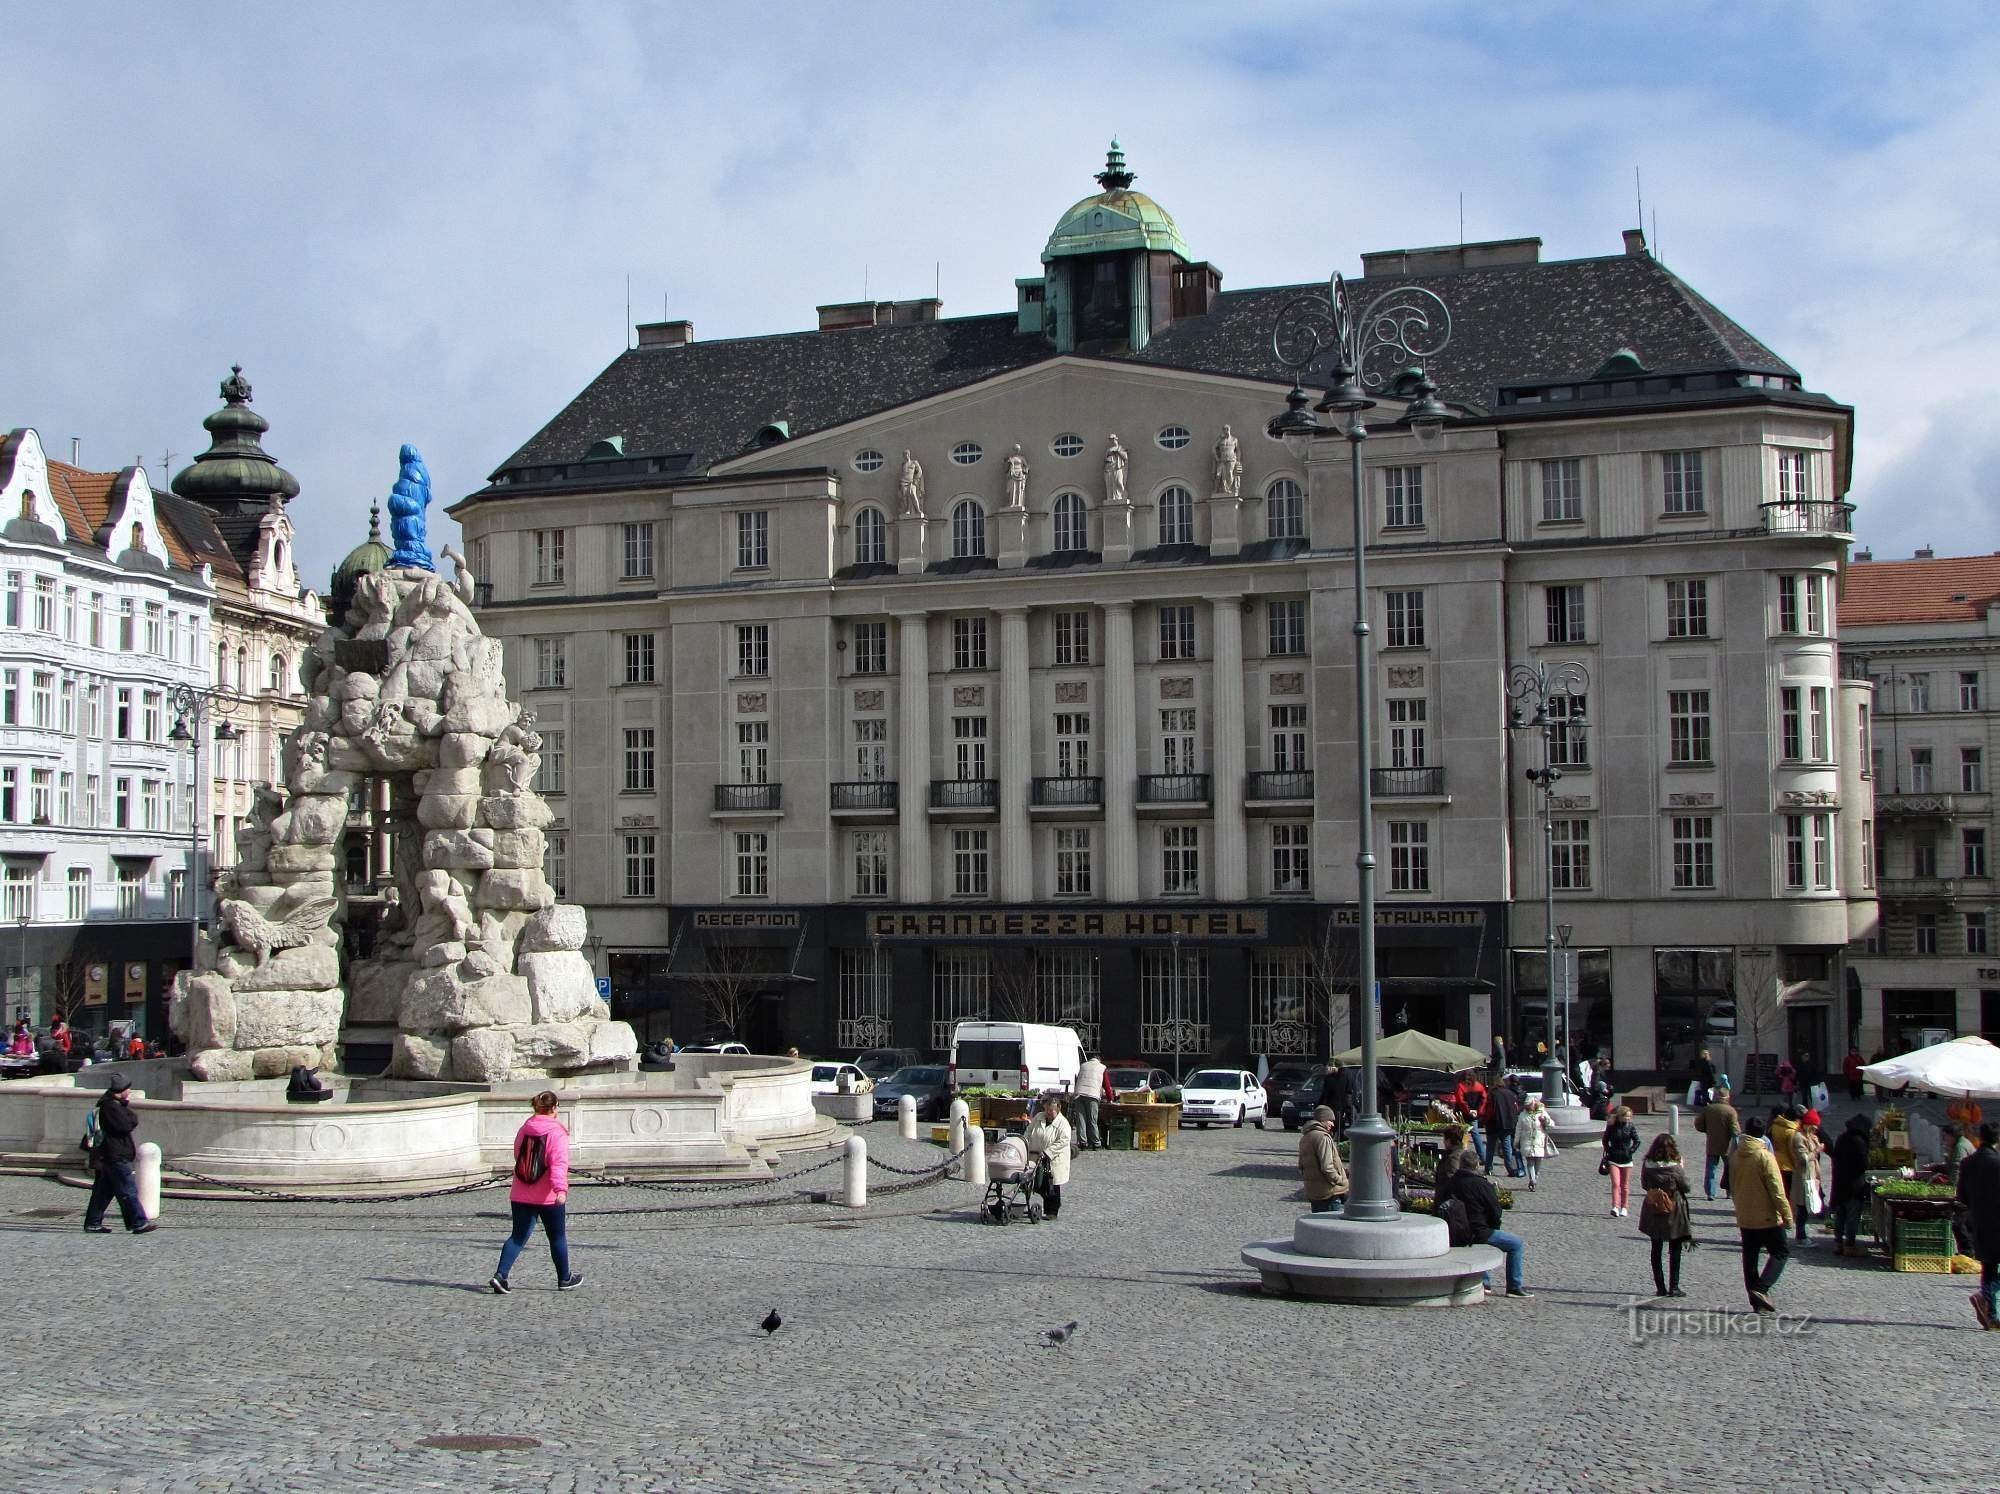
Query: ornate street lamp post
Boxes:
[
  {"xmin": 1507, "ymin": 659, "xmax": 1591, "ymax": 1107},
  {"xmin": 168, "ymin": 684, "xmax": 240, "ymax": 977},
  {"xmin": 1268, "ymin": 273, "xmax": 1452, "ymax": 1223}
]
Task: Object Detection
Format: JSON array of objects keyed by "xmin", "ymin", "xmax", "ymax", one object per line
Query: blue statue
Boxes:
[{"xmin": 385, "ymin": 443, "xmax": 434, "ymax": 571}]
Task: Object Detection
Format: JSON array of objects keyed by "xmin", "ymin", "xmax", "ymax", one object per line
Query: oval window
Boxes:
[
  {"xmin": 950, "ymin": 442, "xmax": 984, "ymax": 466},
  {"xmin": 1156, "ymin": 425, "xmax": 1191, "ymax": 450},
  {"xmin": 853, "ymin": 449, "xmax": 885, "ymax": 473},
  {"xmin": 1051, "ymin": 433, "xmax": 1084, "ymax": 459}
]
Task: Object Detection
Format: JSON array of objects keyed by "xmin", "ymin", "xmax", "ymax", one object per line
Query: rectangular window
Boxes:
[
  {"xmin": 1910, "ymin": 747, "xmax": 1934, "ymax": 793},
  {"xmin": 622, "ymin": 834, "xmax": 657, "ymax": 899},
  {"xmin": 0, "ymin": 767, "xmax": 13, "ymax": 821},
  {"xmin": 30, "ymin": 672, "xmax": 54, "ymax": 729},
  {"xmin": 1662, "ymin": 450, "xmax": 1705, "ymax": 513},
  {"xmin": 1540, "ymin": 458, "xmax": 1583, "ymax": 522},
  {"xmin": 1383, "ymin": 465, "xmax": 1424, "ymax": 528},
  {"xmin": 1915, "ymin": 914, "xmax": 1938, "ymax": 956},
  {"xmin": 33, "ymin": 576, "xmax": 56, "ymax": 632},
  {"xmin": 852, "ymin": 716, "xmax": 888, "ymax": 781},
  {"xmin": 1, "ymin": 572, "xmax": 17, "ymax": 628},
  {"xmin": 84, "ymin": 775, "xmax": 100, "ymax": 826},
  {"xmin": 1550, "ymin": 819, "xmax": 1592, "ymax": 890},
  {"xmin": 1783, "ymin": 814, "xmax": 1834, "ymax": 890},
  {"xmin": 57, "ymin": 772, "xmax": 71, "ymax": 824},
  {"xmin": 1055, "ymin": 826, "xmax": 1093, "ymax": 896},
  {"xmin": 621, "ymin": 522, "xmax": 655, "ymax": 579},
  {"xmin": 1668, "ymin": 690, "xmax": 1712, "ymax": 764},
  {"xmin": 142, "ymin": 691, "xmax": 162, "ymax": 743},
  {"xmin": 735, "ymin": 719, "xmax": 770, "ymax": 784},
  {"xmin": 1052, "ymin": 610, "xmax": 1091, "ymax": 666},
  {"xmin": 67, "ymin": 866, "xmax": 89, "ymax": 920},
  {"xmin": 1861, "ymin": 819, "xmax": 1874, "ymax": 887},
  {"xmin": 1388, "ymin": 821, "xmax": 1430, "ymax": 892},
  {"xmin": 85, "ymin": 684, "xmax": 101, "ymax": 739},
  {"xmin": 1777, "ymin": 573, "xmax": 1828, "ymax": 635},
  {"xmin": 622, "ymin": 632, "xmax": 656, "ymax": 685},
  {"xmin": 1387, "ymin": 697, "xmax": 1426, "ymax": 768},
  {"xmin": 1054, "ymin": 712, "xmax": 1092, "ymax": 777},
  {"xmin": 736, "ymin": 510, "xmax": 770, "ymax": 570},
  {"xmin": 533, "ymin": 638, "xmax": 567, "ymax": 689},
  {"xmin": 1666, "ymin": 578, "xmax": 1708, "ymax": 638},
  {"xmin": 735, "ymin": 623, "xmax": 770, "ymax": 678},
  {"xmin": 29, "ymin": 768, "xmax": 52, "ymax": 823},
  {"xmin": 952, "ymin": 716, "xmax": 987, "ymax": 780},
  {"xmin": 1914, "ymin": 834, "xmax": 1938, "ymax": 878},
  {"xmin": 1780, "ymin": 687, "xmax": 1803, "ymax": 761},
  {"xmin": 1960, "ymin": 671, "xmax": 1982, "ymax": 711},
  {"xmin": 1266, "ymin": 598, "xmax": 1307, "ymax": 656},
  {"xmin": 1548, "ymin": 693, "xmax": 1589, "ymax": 767},
  {"xmin": 118, "ymin": 599, "xmax": 135, "ymax": 650},
  {"xmin": 543, "ymin": 834, "xmax": 568, "ymax": 899},
  {"xmin": 1671, "ymin": 816, "xmax": 1716, "ymax": 889},
  {"xmin": 952, "ymin": 829, "xmax": 989, "ymax": 896},
  {"xmin": 62, "ymin": 586, "xmax": 77, "ymax": 642},
  {"xmin": 1908, "ymin": 673, "xmax": 1932, "ymax": 713},
  {"xmin": 852, "ymin": 830, "xmax": 890, "ymax": 898},
  {"xmin": 1808, "ymin": 688, "xmax": 1830, "ymax": 762},
  {"xmin": 1384, "ymin": 590, "xmax": 1425, "ymax": 649},
  {"xmin": 532, "ymin": 529, "xmax": 566, "ymax": 585},
  {"xmin": 1965, "ymin": 827, "xmax": 1988, "ymax": 879},
  {"xmin": 1777, "ymin": 449, "xmax": 1812, "ymax": 505},
  {"xmin": 114, "ymin": 687, "xmax": 131, "ymax": 740},
  {"xmin": 114, "ymin": 777, "xmax": 132, "ymax": 829},
  {"xmin": 1158, "ymin": 604, "xmax": 1195, "ymax": 661},
  {"xmin": 144, "ymin": 602, "xmax": 164, "ymax": 654},
  {"xmin": 1162, "ymin": 825, "xmax": 1202, "ymax": 894},
  {"xmin": 1271, "ymin": 823, "xmax": 1310, "ymax": 894},
  {"xmin": 1967, "ymin": 913, "xmax": 1990, "ymax": 956},
  {"xmin": 622, "ymin": 728, "xmax": 655, "ymax": 791},
  {"xmin": 1962, "ymin": 747, "xmax": 1985, "ymax": 793},
  {"xmin": 1160, "ymin": 707, "xmax": 1198, "ymax": 775},
  {"xmin": 851, "ymin": 620, "xmax": 887, "ymax": 674},
  {"xmin": 733, "ymin": 831, "xmax": 770, "ymax": 897},
  {"xmin": 1545, "ymin": 585, "xmax": 1585, "ymax": 644},
  {"xmin": 951, "ymin": 616, "xmax": 988, "ymax": 671},
  {"xmin": 1270, "ymin": 704, "xmax": 1309, "ymax": 772},
  {"xmin": 534, "ymin": 730, "xmax": 566, "ymax": 794},
  {"xmin": 86, "ymin": 593, "xmax": 102, "ymax": 648}
]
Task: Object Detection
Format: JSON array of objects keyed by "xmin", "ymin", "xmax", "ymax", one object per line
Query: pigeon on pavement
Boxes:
[
  {"xmin": 1042, "ymin": 1320, "xmax": 1079, "ymax": 1348},
  {"xmin": 760, "ymin": 1309, "xmax": 782, "ymax": 1336}
]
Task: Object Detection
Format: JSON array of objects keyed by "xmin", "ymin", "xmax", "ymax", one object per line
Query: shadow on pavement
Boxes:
[{"xmin": 363, "ymin": 1276, "xmax": 494, "ymax": 1294}]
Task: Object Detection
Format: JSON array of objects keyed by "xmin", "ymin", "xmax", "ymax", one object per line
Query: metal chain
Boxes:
[
  {"xmin": 573, "ymin": 1149, "xmax": 848, "ymax": 1194},
  {"xmin": 162, "ymin": 1166, "xmax": 508, "ymax": 1205}
]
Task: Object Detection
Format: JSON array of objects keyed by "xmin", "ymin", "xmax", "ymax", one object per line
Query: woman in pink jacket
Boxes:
[{"xmin": 490, "ymin": 1091, "xmax": 583, "ymax": 1294}]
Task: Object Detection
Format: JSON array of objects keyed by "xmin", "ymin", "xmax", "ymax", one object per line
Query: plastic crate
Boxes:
[
  {"xmin": 1136, "ymin": 1128, "xmax": 1167, "ymax": 1152},
  {"xmin": 1895, "ymin": 1252, "xmax": 1956, "ymax": 1274},
  {"xmin": 1896, "ymin": 1216, "xmax": 1953, "ymax": 1256},
  {"xmin": 1105, "ymin": 1118, "xmax": 1136, "ymax": 1151}
]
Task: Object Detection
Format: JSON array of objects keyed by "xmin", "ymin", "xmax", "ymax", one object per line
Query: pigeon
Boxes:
[
  {"xmin": 1041, "ymin": 1320, "xmax": 1079, "ymax": 1348},
  {"xmin": 760, "ymin": 1308, "xmax": 782, "ymax": 1336}
]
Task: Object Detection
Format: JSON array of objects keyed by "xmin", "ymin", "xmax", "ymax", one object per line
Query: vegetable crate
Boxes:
[
  {"xmin": 1894, "ymin": 1216, "xmax": 1954, "ymax": 1273},
  {"xmin": 1135, "ymin": 1127, "xmax": 1168, "ymax": 1152},
  {"xmin": 1104, "ymin": 1118, "xmax": 1136, "ymax": 1151}
]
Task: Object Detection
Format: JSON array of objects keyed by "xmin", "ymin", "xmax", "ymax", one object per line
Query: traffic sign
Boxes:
[{"xmin": 595, "ymin": 977, "xmax": 611, "ymax": 998}]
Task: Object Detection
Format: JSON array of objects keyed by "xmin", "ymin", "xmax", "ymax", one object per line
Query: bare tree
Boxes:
[
  {"xmin": 686, "ymin": 943, "xmax": 768, "ymax": 1043},
  {"xmin": 1306, "ymin": 915, "xmax": 1358, "ymax": 1062},
  {"xmin": 987, "ymin": 949, "xmax": 1038, "ymax": 1025},
  {"xmin": 48, "ymin": 959, "xmax": 91, "ymax": 1028},
  {"xmin": 1734, "ymin": 946, "xmax": 1784, "ymax": 1103}
]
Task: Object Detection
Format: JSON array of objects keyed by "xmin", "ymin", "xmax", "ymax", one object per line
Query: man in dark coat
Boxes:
[
  {"xmin": 1317, "ymin": 1061, "xmax": 1355, "ymax": 1138},
  {"xmin": 83, "ymin": 1075, "xmax": 155, "ymax": 1235},
  {"xmin": 1443, "ymin": 1162, "xmax": 1529, "ymax": 1297},
  {"xmin": 1957, "ymin": 1122, "xmax": 2000, "ymax": 1330},
  {"xmin": 1830, "ymin": 1113, "xmax": 1872, "ymax": 1256},
  {"xmin": 1483, "ymin": 1078, "xmax": 1525, "ymax": 1177}
]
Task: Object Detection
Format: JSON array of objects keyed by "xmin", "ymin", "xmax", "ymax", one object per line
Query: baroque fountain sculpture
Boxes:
[{"xmin": 170, "ymin": 446, "xmax": 638, "ymax": 1082}]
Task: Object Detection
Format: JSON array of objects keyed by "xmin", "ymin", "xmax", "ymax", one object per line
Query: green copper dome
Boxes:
[
  {"xmin": 328, "ymin": 500, "xmax": 392, "ymax": 619},
  {"xmin": 1042, "ymin": 140, "xmax": 1190, "ymax": 263},
  {"xmin": 171, "ymin": 365, "xmax": 302, "ymax": 511}
]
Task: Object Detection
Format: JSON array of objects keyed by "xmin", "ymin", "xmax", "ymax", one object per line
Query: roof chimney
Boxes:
[
  {"xmin": 636, "ymin": 319, "xmax": 693, "ymax": 348},
  {"xmin": 1851, "ymin": 547, "xmax": 1872, "ymax": 562},
  {"xmin": 1622, "ymin": 228, "xmax": 1649, "ymax": 257},
  {"xmin": 1914, "ymin": 546, "xmax": 1935, "ymax": 560}
]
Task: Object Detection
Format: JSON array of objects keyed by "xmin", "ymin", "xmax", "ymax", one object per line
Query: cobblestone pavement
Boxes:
[{"xmin": 0, "ymin": 1110, "xmax": 1989, "ymax": 1493}]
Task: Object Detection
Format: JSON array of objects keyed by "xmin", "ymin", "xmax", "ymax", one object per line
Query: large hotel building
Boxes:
[{"xmin": 448, "ymin": 144, "xmax": 1875, "ymax": 1079}]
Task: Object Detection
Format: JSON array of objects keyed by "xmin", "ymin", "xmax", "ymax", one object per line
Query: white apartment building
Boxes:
[{"xmin": 448, "ymin": 144, "xmax": 1876, "ymax": 1075}]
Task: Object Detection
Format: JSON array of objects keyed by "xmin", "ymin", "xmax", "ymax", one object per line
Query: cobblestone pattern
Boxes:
[{"xmin": 0, "ymin": 1112, "xmax": 1988, "ymax": 1492}]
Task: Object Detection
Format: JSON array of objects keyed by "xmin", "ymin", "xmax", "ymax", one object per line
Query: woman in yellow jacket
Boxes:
[{"xmin": 1731, "ymin": 1116, "xmax": 1794, "ymax": 1313}]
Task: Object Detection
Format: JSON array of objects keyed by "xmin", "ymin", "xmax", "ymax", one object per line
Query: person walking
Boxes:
[
  {"xmin": 1483, "ymin": 1076, "xmax": 1525, "ymax": 1177},
  {"xmin": 1024, "ymin": 1094, "xmax": 1073, "ymax": 1221},
  {"xmin": 82, "ymin": 1074, "xmax": 156, "ymax": 1235},
  {"xmin": 1456, "ymin": 1073, "xmax": 1490, "ymax": 1167},
  {"xmin": 1318, "ymin": 1061, "xmax": 1355, "ymax": 1139},
  {"xmin": 1298, "ymin": 1106, "xmax": 1349, "ymax": 1213},
  {"xmin": 1830, "ymin": 1112, "xmax": 1872, "ymax": 1256},
  {"xmin": 1842, "ymin": 1046, "xmax": 1865, "ymax": 1102},
  {"xmin": 1957, "ymin": 1122, "xmax": 2000, "ymax": 1330},
  {"xmin": 490, "ymin": 1091, "xmax": 582, "ymax": 1294},
  {"xmin": 1789, "ymin": 1109, "xmax": 1825, "ymax": 1245},
  {"xmin": 1601, "ymin": 1105, "xmax": 1640, "ymax": 1216},
  {"xmin": 1515, "ymin": 1096, "xmax": 1558, "ymax": 1190},
  {"xmin": 1441, "ymin": 1161, "xmax": 1531, "ymax": 1298},
  {"xmin": 1694, "ymin": 1086, "xmax": 1740, "ymax": 1200},
  {"xmin": 1639, "ymin": 1134, "xmax": 1694, "ymax": 1298},
  {"xmin": 1769, "ymin": 1105, "xmax": 1800, "ymax": 1207},
  {"xmin": 1732, "ymin": 1116, "xmax": 1793, "ymax": 1313},
  {"xmin": 1072, "ymin": 1053, "xmax": 1107, "ymax": 1150},
  {"xmin": 1691, "ymin": 1047, "xmax": 1718, "ymax": 1109}
]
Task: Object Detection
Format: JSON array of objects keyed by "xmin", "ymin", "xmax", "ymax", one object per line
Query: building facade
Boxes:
[
  {"xmin": 449, "ymin": 145, "xmax": 1876, "ymax": 1077},
  {"xmin": 1841, "ymin": 550, "xmax": 2000, "ymax": 1055}
]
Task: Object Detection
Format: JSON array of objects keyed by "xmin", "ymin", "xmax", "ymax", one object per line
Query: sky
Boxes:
[{"xmin": 5, "ymin": 2, "xmax": 1997, "ymax": 589}]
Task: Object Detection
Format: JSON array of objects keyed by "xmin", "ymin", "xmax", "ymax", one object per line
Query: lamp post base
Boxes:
[{"xmin": 1542, "ymin": 1059, "xmax": 1568, "ymax": 1109}]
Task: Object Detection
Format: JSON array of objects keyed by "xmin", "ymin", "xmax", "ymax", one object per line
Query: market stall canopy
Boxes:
[
  {"xmin": 1332, "ymin": 1029, "xmax": 1487, "ymax": 1074},
  {"xmin": 1860, "ymin": 1034, "xmax": 2000, "ymax": 1100}
]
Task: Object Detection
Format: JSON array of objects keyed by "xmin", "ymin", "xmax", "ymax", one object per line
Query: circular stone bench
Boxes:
[{"xmin": 1242, "ymin": 1211, "xmax": 1505, "ymax": 1307}]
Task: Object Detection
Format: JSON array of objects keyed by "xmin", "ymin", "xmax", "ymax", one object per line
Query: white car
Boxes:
[
  {"xmin": 1177, "ymin": 1068, "xmax": 1267, "ymax": 1129},
  {"xmin": 679, "ymin": 1041, "xmax": 751, "ymax": 1055},
  {"xmin": 808, "ymin": 1061, "xmax": 872, "ymax": 1096}
]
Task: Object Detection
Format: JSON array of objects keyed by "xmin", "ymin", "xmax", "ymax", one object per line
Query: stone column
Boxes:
[
  {"xmin": 897, "ymin": 614, "xmax": 932, "ymax": 901},
  {"xmin": 1103, "ymin": 602, "xmax": 1139, "ymax": 902},
  {"xmin": 1211, "ymin": 596, "xmax": 1249, "ymax": 901},
  {"xmin": 998, "ymin": 607, "xmax": 1033, "ymax": 901}
]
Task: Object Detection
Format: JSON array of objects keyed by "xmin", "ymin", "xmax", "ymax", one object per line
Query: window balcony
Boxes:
[
  {"xmin": 1371, "ymin": 765, "xmax": 1447, "ymax": 798},
  {"xmin": 1761, "ymin": 499, "xmax": 1855, "ymax": 537},
  {"xmin": 1876, "ymin": 792, "xmax": 1958, "ymax": 820},
  {"xmin": 1137, "ymin": 773, "xmax": 1211, "ymax": 810},
  {"xmin": 1246, "ymin": 770, "xmax": 1315, "ymax": 805},
  {"xmin": 1879, "ymin": 875, "xmax": 1957, "ymax": 901},
  {"xmin": 712, "ymin": 783, "xmax": 782, "ymax": 815},
  {"xmin": 1031, "ymin": 776, "xmax": 1103, "ymax": 811},
  {"xmin": 929, "ymin": 778, "xmax": 998, "ymax": 813},
  {"xmin": 830, "ymin": 780, "xmax": 898, "ymax": 815}
]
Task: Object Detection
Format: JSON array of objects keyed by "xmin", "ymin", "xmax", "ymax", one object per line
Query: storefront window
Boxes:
[
  {"xmin": 1511, "ymin": 947, "xmax": 1612, "ymax": 1067},
  {"xmin": 1653, "ymin": 948, "xmax": 1735, "ymax": 1081}
]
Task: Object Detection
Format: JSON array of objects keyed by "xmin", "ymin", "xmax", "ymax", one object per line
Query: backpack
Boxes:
[
  {"xmin": 79, "ymin": 1108, "xmax": 101, "ymax": 1155},
  {"xmin": 1435, "ymin": 1193, "xmax": 1471, "ymax": 1247},
  {"xmin": 514, "ymin": 1130, "xmax": 549, "ymax": 1185},
  {"xmin": 1642, "ymin": 1185, "xmax": 1679, "ymax": 1219}
]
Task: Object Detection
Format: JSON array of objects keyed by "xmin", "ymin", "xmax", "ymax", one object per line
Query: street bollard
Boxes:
[
  {"xmin": 843, "ymin": 1134, "xmax": 867, "ymax": 1208},
  {"xmin": 898, "ymin": 1093, "xmax": 917, "ymax": 1141},
  {"xmin": 136, "ymin": 1141, "xmax": 162, "ymax": 1221},
  {"xmin": 948, "ymin": 1099, "xmax": 969, "ymax": 1178},
  {"xmin": 966, "ymin": 1123, "xmax": 987, "ymax": 1187},
  {"xmin": 1668, "ymin": 1104, "xmax": 1680, "ymax": 1137}
]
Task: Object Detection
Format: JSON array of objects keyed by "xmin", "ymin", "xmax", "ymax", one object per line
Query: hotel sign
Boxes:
[
  {"xmin": 692, "ymin": 910, "xmax": 802, "ymax": 930},
  {"xmin": 865, "ymin": 907, "xmax": 1267, "ymax": 941}
]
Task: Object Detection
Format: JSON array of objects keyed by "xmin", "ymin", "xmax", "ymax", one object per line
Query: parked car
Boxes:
[
  {"xmin": 679, "ymin": 1041, "xmax": 751, "ymax": 1056},
  {"xmin": 949, "ymin": 1021, "xmax": 1081, "ymax": 1094},
  {"xmin": 872, "ymin": 1065, "xmax": 953, "ymax": 1121},
  {"xmin": 1178, "ymin": 1068, "xmax": 1267, "ymax": 1129},
  {"xmin": 855, "ymin": 1047, "xmax": 922, "ymax": 1083},
  {"xmin": 1104, "ymin": 1063, "xmax": 1175, "ymax": 1097},
  {"xmin": 1280, "ymin": 1070, "xmax": 1329, "ymax": 1130},
  {"xmin": 808, "ymin": 1061, "xmax": 873, "ymax": 1096},
  {"xmin": 1263, "ymin": 1061, "xmax": 1322, "ymax": 1116}
]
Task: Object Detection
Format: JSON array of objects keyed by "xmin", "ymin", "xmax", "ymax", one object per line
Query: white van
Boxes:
[{"xmin": 948, "ymin": 1021, "xmax": 1082, "ymax": 1095}]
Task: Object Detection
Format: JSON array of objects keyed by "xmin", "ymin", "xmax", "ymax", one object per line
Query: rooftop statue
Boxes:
[{"xmin": 386, "ymin": 443, "xmax": 435, "ymax": 571}]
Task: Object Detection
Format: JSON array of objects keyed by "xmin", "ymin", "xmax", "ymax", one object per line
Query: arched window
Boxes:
[
  {"xmin": 853, "ymin": 506, "xmax": 887, "ymax": 566},
  {"xmin": 273, "ymin": 540, "xmax": 288, "ymax": 574},
  {"xmin": 1158, "ymin": 484, "xmax": 1195, "ymax": 546},
  {"xmin": 1266, "ymin": 477, "xmax": 1305, "ymax": 540},
  {"xmin": 1051, "ymin": 492, "xmax": 1088, "ymax": 553},
  {"xmin": 951, "ymin": 499, "xmax": 986, "ymax": 559},
  {"xmin": 268, "ymin": 653, "xmax": 286, "ymax": 694},
  {"xmin": 217, "ymin": 643, "xmax": 230, "ymax": 689},
  {"xmin": 236, "ymin": 647, "xmax": 248, "ymax": 688}
]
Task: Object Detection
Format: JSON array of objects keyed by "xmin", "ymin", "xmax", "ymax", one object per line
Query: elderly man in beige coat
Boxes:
[
  {"xmin": 1298, "ymin": 1106, "xmax": 1350, "ymax": 1213},
  {"xmin": 1024, "ymin": 1095, "xmax": 1074, "ymax": 1222}
]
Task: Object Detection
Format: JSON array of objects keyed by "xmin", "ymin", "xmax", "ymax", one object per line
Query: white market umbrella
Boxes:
[{"xmin": 1859, "ymin": 1034, "xmax": 2000, "ymax": 1100}]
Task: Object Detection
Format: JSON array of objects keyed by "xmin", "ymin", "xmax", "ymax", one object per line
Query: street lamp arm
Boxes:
[{"xmin": 1271, "ymin": 275, "xmax": 1454, "ymax": 395}]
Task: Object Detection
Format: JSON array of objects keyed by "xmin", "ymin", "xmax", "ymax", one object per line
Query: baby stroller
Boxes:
[{"xmin": 981, "ymin": 1133, "xmax": 1047, "ymax": 1225}]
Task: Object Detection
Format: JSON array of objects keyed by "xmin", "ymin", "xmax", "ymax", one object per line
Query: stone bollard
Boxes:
[
  {"xmin": 1668, "ymin": 1104, "xmax": 1680, "ymax": 1137},
  {"xmin": 898, "ymin": 1093, "xmax": 917, "ymax": 1141},
  {"xmin": 966, "ymin": 1124, "xmax": 987, "ymax": 1187},
  {"xmin": 843, "ymin": 1134, "xmax": 867, "ymax": 1208},
  {"xmin": 136, "ymin": 1141, "xmax": 163, "ymax": 1221},
  {"xmin": 948, "ymin": 1098, "xmax": 969, "ymax": 1179}
]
